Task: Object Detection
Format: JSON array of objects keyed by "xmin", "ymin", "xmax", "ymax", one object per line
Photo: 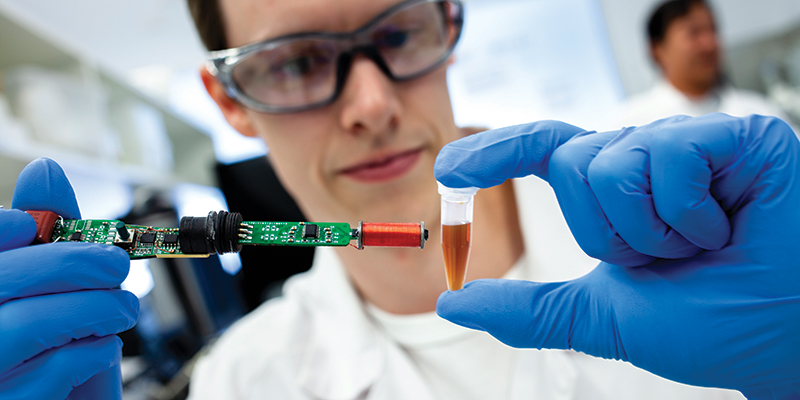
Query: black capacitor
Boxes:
[{"xmin": 115, "ymin": 221, "xmax": 130, "ymax": 240}]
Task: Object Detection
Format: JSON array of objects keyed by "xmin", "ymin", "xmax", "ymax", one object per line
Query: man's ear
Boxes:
[
  {"xmin": 200, "ymin": 66, "xmax": 259, "ymax": 138},
  {"xmin": 650, "ymin": 42, "xmax": 664, "ymax": 70}
]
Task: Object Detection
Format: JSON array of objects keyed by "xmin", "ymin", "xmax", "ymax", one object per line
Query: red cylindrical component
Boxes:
[
  {"xmin": 359, "ymin": 222, "xmax": 428, "ymax": 249},
  {"xmin": 25, "ymin": 210, "xmax": 59, "ymax": 244}
]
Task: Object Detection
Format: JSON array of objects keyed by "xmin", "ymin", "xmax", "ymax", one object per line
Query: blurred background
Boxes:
[{"xmin": 0, "ymin": 0, "xmax": 797, "ymax": 398}]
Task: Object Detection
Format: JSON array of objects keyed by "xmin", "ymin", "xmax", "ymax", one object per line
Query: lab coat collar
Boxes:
[
  {"xmin": 290, "ymin": 248, "xmax": 384, "ymax": 400},
  {"xmin": 654, "ymin": 78, "xmax": 723, "ymax": 108}
]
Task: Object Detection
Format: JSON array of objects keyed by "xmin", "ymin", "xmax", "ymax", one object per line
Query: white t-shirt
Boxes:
[{"xmin": 364, "ymin": 258, "xmax": 526, "ymax": 400}]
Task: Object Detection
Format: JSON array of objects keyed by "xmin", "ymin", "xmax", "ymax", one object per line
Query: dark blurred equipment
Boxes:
[
  {"xmin": 215, "ymin": 155, "xmax": 315, "ymax": 311},
  {"xmin": 119, "ymin": 190, "xmax": 246, "ymax": 400}
]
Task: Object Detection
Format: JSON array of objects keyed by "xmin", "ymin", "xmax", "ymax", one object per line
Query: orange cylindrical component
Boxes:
[{"xmin": 360, "ymin": 222, "xmax": 426, "ymax": 249}]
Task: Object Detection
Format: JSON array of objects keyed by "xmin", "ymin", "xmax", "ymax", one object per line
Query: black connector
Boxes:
[{"xmin": 179, "ymin": 210, "xmax": 244, "ymax": 255}]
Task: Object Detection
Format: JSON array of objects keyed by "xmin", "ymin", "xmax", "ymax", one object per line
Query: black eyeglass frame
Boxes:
[{"xmin": 206, "ymin": 0, "xmax": 464, "ymax": 114}]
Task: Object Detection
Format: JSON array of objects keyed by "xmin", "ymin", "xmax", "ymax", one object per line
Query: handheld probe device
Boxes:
[{"xmin": 24, "ymin": 210, "xmax": 429, "ymax": 259}]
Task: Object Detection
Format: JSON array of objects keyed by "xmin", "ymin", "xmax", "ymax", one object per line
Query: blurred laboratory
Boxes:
[{"xmin": 0, "ymin": 0, "xmax": 797, "ymax": 399}]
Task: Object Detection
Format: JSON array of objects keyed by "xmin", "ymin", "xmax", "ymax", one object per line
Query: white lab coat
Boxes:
[
  {"xmin": 188, "ymin": 176, "xmax": 745, "ymax": 400},
  {"xmin": 615, "ymin": 78, "xmax": 795, "ymax": 131}
]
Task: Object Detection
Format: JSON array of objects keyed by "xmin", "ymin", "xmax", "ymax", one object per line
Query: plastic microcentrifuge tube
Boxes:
[{"xmin": 438, "ymin": 182, "xmax": 479, "ymax": 291}]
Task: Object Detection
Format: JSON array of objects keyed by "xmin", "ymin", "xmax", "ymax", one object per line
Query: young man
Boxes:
[
  {"xmin": 617, "ymin": 0, "xmax": 791, "ymax": 127},
  {"xmin": 185, "ymin": 0, "xmax": 743, "ymax": 398}
]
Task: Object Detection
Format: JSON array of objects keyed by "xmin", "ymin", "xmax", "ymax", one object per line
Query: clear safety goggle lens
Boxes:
[{"xmin": 216, "ymin": 0, "xmax": 463, "ymax": 112}]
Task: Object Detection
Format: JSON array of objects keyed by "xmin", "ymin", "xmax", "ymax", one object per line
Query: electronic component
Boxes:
[
  {"xmin": 25, "ymin": 211, "xmax": 59, "ymax": 244},
  {"xmin": 355, "ymin": 221, "xmax": 428, "ymax": 250},
  {"xmin": 179, "ymin": 211, "xmax": 243, "ymax": 255},
  {"xmin": 139, "ymin": 232, "xmax": 156, "ymax": 244},
  {"xmin": 23, "ymin": 210, "xmax": 429, "ymax": 259},
  {"xmin": 113, "ymin": 227, "xmax": 135, "ymax": 249},
  {"xmin": 115, "ymin": 221, "xmax": 130, "ymax": 240},
  {"xmin": 303, "ymin": 224, "xmax": 319, "ymax": 239}
]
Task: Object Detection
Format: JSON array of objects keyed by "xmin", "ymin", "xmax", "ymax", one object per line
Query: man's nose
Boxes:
[
  {"xmin": 698, "ymin": 29, "xmax": 719, "ymax": 53},
  {"xmin": 338, "ymin": 55, "xmax": 402, "ymax": 138}
]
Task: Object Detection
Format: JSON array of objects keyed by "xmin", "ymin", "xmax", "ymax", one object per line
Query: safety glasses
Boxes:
[{"xmin": 207, "ymin": 0, "xmax": 463, "ymax": 113}]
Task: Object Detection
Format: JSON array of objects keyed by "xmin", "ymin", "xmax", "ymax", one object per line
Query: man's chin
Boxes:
[{"xmin": 338, "ymin": 187, "xmax": 438, "ymax": 223}]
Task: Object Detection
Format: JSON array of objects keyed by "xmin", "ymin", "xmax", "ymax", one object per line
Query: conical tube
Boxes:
[{"xmin": 438, "ymin": 182, "xmax": 478, "ymax": 291}]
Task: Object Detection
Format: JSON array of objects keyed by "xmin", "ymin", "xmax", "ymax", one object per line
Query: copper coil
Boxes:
[{"xmin": 357, "ymin": 221, "xmax": 428, "ymax": 250}]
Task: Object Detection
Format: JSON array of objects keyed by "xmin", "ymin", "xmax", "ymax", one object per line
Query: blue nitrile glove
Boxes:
[
  {"xmin": 0, "ymin": 158, "xmax": 139, "ymax": 400},
  {"xmin": 434, "ymin": 114, "xmax": 800, "ymax": 399}
]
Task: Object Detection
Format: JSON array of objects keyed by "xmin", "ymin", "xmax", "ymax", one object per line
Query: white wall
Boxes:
[{"xmin": 0, "ymin": 0, "xmax": 207, "ymax": 77}]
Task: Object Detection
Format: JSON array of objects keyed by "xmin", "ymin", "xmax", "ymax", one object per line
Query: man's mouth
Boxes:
[{"xmin": 339, "ymin": 148, "xmax": 423, "ymax": 183}]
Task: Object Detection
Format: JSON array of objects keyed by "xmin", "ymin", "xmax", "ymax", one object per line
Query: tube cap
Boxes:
[{"xmin": 437, "ymin": 181, "xmax": 479, "ymax": 200}]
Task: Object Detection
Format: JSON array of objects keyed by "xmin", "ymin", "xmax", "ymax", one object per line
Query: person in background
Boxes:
[{"xmin": 617, "ymin": 0, "xmax": 793, "ymax": 127}]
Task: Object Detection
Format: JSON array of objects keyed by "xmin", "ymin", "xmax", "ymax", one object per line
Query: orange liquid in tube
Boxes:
[{"xmin": 442, "ymin": 222, "xmax": 472, "ymax": 291}]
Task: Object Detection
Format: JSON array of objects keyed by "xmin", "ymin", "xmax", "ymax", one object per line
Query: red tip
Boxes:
[{"xmin": 25, "ymin": 211, "xmax": 59, "ymax": 244}]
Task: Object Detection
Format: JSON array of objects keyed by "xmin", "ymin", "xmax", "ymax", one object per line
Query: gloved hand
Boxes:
[
  {"xmin": 434, "ymin": 114, "xmax": 800, "ymax": 399},
  {"xmin": 0, "ymin": 158, "xmax": 139, "ymax": 400}
]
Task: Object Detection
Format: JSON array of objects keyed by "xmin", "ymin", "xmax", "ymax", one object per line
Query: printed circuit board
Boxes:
[
  {"xmin": 51, "ymin": 218, "xmax": 355, "ymax": 259},
  {"xmin": 25, "ymin": 210, "xmax": 427, "ymax": 260},
  {"xmin": 239, "ymin": 221, "xmax": 354, "ymax": 247},
  {"xmin": 52, "ymin": 218, "xmax": 195, "ymax": 259}
]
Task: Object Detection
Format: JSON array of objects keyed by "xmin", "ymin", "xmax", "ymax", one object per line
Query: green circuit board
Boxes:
[
  {"xmin": 52, "ymin": 218, "xmax": 355, "ymax": 260},
  {"xmin": 52, "ymin": 218, "xmax": 191, "ymax": 259},
  {"xmin": 238, "ymin": 221, "xmax": 354, "ymax": 247}
]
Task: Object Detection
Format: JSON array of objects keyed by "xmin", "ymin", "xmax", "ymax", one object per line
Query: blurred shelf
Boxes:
[{"xmin": 0, "ymin": 2, "xmax": 215, "ymax": 208}]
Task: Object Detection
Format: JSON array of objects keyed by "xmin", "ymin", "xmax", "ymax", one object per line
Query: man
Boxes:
[
  {"xmin": 184, "ymin": 0, "xmax": 742, "ymax": 398},
  {"xmin": 617, "ymin": 0, "xmax": 791, "ymax": 127}
]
